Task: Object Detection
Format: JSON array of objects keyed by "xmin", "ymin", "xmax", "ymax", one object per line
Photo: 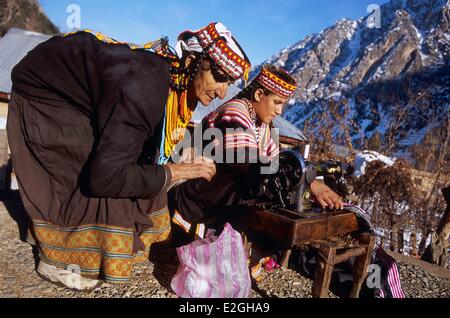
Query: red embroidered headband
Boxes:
[
  {"xmin": 179, "ymin": 23, "xmax": 251, "ymax": 81},
  {"xmin": 256, "ymin": 66, "xmax": 297, "ymax": 98}
]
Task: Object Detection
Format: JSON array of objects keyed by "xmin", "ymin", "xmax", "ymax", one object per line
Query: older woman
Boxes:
[
  {"xmin": 7, "ymin": 22, "xmax": 250, "ymax": 289},
  {"xmin": 169, "ymin": 64, "xmax": 343, "ymax": 239}
]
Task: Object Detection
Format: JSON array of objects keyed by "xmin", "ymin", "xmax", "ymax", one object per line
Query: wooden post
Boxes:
[
  {"xmin": 418, "ymin": 228, "xmax": 431, "ymax": 256},
  {"xmin": 312, "ymin": 245, "xmax": 336, "ymax": 298},
  {"xmin": 389, "ymin": 227, "xmax": 398, "ymax": 252},
  {"xmin": 279, "ymin": 249, "xmax": 292, "ymax": 269},
  {"xmin": 410, "ymin": 233, "xmax": 418, "ymax": 257},
  {"xmin": 242, "ymin": 233, "xmax": 252, "ymax": 260},
  {"xmin": 397, "ymin": 229, "xmax": 404, "ymax": 254},
  {"xmin": 350, "ymin": 233, "xmax": 376, "ymax": 298}
]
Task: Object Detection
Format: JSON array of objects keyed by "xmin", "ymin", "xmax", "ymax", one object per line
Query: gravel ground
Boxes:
[
  {"xmin": 398, "ymin": 262, "xmax": 450, "ymax": 298},
  {"xmin": 0, "ymin": 194, "xmax": 449, "ymax": 299}
]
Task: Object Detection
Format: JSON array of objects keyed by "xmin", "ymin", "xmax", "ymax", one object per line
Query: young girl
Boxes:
[{"xmin": 169, "ymin": 64, "xmax": 343, "ymax": 240}]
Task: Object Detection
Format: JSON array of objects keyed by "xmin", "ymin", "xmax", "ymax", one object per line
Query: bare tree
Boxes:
[
  {"xmin": 421, "ymin": 187, "xmax": 450, "ymax": 266},
  {"xmin": 420, "ymin": 112, "xmax": 450, "ymax": 266},
  {"xmin": 406, "ymin": 110, "xmax": 450, "ymax": 258},
  {"xmin": 384, "ymin": 83, "xmax": 431, "ymax": 155},
  {"xmin": 353, "ymin": 159, "xmax": 416, "ymax": 251},
  {"xmin": 307, "ymin": 98, "xmax": 358, "ymax": 163}
]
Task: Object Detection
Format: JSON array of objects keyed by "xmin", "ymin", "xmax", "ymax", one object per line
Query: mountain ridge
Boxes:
[{"xmin": 251, "ymin": 0, "xmax": 449, "ymax": 158}]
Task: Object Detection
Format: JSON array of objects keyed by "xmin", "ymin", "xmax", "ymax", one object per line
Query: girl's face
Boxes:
[{"xmin": 253, "ymin": 89, "xmax": 289, "ymax": 124}]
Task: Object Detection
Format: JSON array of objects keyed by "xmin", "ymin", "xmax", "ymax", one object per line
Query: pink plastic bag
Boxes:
[{"xmin": 171, "ymin": 223, "xmax": 251, "ymax": 298}]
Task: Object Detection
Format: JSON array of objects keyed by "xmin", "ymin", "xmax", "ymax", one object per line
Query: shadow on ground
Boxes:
[
  {"xmin": 0, "ymin": 190, "xmax": 29, "ymax": 242},
  {"xmin": 149, "ymin": 240, "xmax": 180, "ymax": 294}
]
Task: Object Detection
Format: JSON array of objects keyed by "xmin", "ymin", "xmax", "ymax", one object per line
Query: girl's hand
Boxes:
[{"xmin": 310, "ymin": 181, "xmax": 344, "ymax": 210}]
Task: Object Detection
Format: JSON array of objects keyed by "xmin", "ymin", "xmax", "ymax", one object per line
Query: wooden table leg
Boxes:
[
  {"xmin": 312, "ymin": 245, "xmax": 336, "ymax": 298},
  {"xmin": 242, "ymin": 233, "xmax": 253, "ymax": 260},
  {"xmin": 280, "ymin": 249, "xmax": 292, "ymax": 269},
  {"xmin": 349, "ymin": 233, "xmax": 376, "ymax": 298}
]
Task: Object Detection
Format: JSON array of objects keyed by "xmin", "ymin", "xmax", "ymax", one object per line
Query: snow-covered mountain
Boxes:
[{"xmin": 251, "ymin": 0, "xmax": 449, "ymax": 155}]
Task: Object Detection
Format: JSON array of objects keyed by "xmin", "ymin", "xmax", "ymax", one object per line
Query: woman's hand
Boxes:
[
  {"xmin": 310, "ymin": 181, "xmax": 344, "ymax": 210},
  {"xmin": 167, "ymin": 156, "xmax": 217, "ymax": 184}
]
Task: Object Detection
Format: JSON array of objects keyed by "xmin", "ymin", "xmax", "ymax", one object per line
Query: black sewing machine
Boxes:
[
  {"xmin": 249, "ymin": 149, "xmax": 355, "ymax": 215},
  {"xmin": 211, "ymin": 149, "xmax": 360, "ymax": 249}
]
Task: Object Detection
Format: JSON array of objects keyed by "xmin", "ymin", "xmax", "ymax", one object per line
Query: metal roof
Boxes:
[
  {"xmin": 272, "ymin": 116, "xmax": 308, "ymax": 142},
  {"xmin": 191, "ymin": 84, "xmax": 308, "ymax": 142},
  {"xmin": 0, "ymin": 28, "xmax": 51, "ymax": 94}
]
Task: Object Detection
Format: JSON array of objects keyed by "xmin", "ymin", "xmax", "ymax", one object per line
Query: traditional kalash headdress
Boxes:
[
  {"xmin": 255, "ymin": 65, "xmax": 297, "ymax": 98},
  {"xmin": 155, "ymin": 22, "xmax": 251, "ymax": 164},
  {"xmin": 175, "ymin": 22, "xmax": 252, "ymax": 83}
]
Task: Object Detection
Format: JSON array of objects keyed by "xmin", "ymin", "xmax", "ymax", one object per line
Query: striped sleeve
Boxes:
[
  {"xmin": 206, "ymin": 100, "xmax": 259, "ymax": 162},
  {"xmin": 263, "ymin": 137, "xmax": 280, "ymax": 160},
  {"xmin": 261, "ymin": 125, "xmax": 280, "ymax": 161}
]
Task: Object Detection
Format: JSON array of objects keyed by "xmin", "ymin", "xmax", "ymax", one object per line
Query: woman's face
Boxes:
[
  {"xmin": 253, "ymin": 89, "xmax": 289, "ymax": 124},
  {"xmin": 187, "ymin": 57, "xmax": 233, "ymax": 106}
]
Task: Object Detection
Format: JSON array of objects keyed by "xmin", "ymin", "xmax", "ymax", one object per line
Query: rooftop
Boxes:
[{"xmin": 0, "ymin": 28, "xmax": 51, "ymax": 95}]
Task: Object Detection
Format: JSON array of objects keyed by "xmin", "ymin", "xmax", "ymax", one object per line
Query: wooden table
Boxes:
[{"xmin": 226, "ymin": 206, "xmax": 376, "ymax": 298}]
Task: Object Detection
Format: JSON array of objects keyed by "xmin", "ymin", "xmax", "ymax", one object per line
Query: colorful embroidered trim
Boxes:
[
  {"xmin": 63, "ymin": 29, "xmax": 174, "ymax": 59},
  {"xmin": 196, "ymin": 23, "xmax": 251, "ymax": 81},
  {"xmin": 256, "ymin": 67, "xmax": 297, "ymax": 98},
  {"xmin": 159, "ymin": 89, "xmax": 192, "ymax": 164},
  {"xmin": 172, "ymin": 210, "xmax": 192, "ymax": 233},
  {"xmin": 30, "ymin": 208, "xmax": 171, "ymax": 284}
]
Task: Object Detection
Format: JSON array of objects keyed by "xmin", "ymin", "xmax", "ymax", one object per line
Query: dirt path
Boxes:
[{"xmin": 0, "ymin": 192, "xmax": 448, "ymax": 298}]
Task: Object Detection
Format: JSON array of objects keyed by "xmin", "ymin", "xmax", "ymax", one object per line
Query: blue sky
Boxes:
[{"xmin": 40, "ymin": 0, "xmax": 390, "ymax": 65}]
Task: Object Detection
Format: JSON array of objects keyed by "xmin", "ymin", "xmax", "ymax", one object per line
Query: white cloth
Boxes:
[{"xmin": 37, "ymin": 261, "xmax": 102, "ymax": 291}]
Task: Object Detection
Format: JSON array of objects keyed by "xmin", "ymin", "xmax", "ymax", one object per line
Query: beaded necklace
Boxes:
[{"xmin": 242, "ymin": 99, "xmax": 262, "ymax": 148}]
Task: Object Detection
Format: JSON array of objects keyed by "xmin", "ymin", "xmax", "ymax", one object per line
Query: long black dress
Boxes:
[{"xmin": 7, "ymin": 32, "xmax": 173, "ymax": 283}]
